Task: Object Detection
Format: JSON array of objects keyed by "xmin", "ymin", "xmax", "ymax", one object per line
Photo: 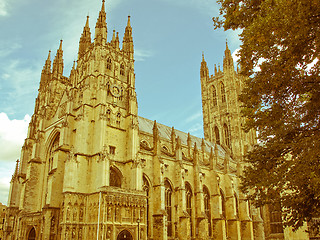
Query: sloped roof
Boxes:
[{"xmin": 138, "ymin": 116, "xmax": 226, "ymax": 158}]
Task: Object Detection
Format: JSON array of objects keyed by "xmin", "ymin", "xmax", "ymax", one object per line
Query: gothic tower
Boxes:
[{"xmin": 200, "ymin": 42, "xmax": 256, "ymax": 161}]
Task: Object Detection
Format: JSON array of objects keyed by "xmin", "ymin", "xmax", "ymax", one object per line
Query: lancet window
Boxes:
[
  {"xmin": 143, "ymin": 176, "xmax": 151, "ymax": 238},
  {"xmin": 203, "ymin": 185, "xmax": 212, "ymax": 236},
  {"xmin": 223, "ymin": 124, "xmax": 231, "ymax": 148},
  {"xmin": 214, "ymin": 126, "xmax": 220, "ymax": 145},
  {"xmin": 120, "ymin": 63, "xmax": 125, "ymax": 76},
  {"xmin": 48, "ymin": 133, "xmax": 60, "ymax": 172},
  {"xmin": 106, "ymin": 57, "xmax": 112, "ymax": 70},
  {"xmin": 220, "ymin": 82, "xmax": 226, "ymax": 103},
  {"xmin": 110, "ymin": 167, "xmax": 121, "ymax": 188},
  {"xmin": 186, "ymin": 182, "xmax": 193, "ymax": 237},
  {"xmin": 234, "ymin": 193, "xmax": 239, "ymax": 218},
  {"xmin": 28, "ymin": 227, "xmax": 36, "ymax": 240},
  {"xmin": 269, "ymin": 203, "xmax": 283, "ymax": 234},
  {"xmin": 220, "ymin": 189, "xmax": 226, "ymax": 219},
  {"xmin": 165, "ymin": 180, "xmax": 173, "ymax": 237},
  {"xmin": 212, "ymin": 86, "xmax": 217, "ymax": 106}
]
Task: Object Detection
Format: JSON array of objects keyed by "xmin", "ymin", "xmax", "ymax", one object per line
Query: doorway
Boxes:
[
  {"xmin": 117, "ymin": 229, "xmax": 133, "ymax": 240},
  {"xmin": 28, "ymin": 227, "xmax": 36, "ymax": 240}
]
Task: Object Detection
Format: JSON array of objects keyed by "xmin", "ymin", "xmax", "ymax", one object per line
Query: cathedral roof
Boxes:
[{"xmin": 138, "ymin": 116, "xmax": 227, "ymax": 158}]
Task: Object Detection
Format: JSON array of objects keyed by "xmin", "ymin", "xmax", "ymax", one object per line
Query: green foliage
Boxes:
[{"xmin": 214, "ymin": 0, "xmax": 320, "ymax": 230}]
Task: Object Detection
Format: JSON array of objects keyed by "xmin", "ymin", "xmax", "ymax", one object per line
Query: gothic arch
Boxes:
[
  {"xmin": 119, "ymin": 62, "xmax": 125, "ymax": 76},
  {"xmin": 117, "ymin": 229, "xmax": 133, "ymax": 240},
  {"xmin": 203, "ymin": 185, "xmax": 212, "ymax": 236},
  {"xmin": 220, "ymin": 189, "xmax": 227, "ymax": 219},
  {"xmin": 214, "ymin": 126, "xmax": 220, "ymax": 145},
  {"xmin": 45, "ymin": 129, "xmax": 60, "ymax": 157},
  {"xmin": 110, "ymin": 166, "xmax": 122, "ymax": 188},
  {"xmin": 223, "ymin": 123, "xmax": 231, "ymax": 148},
  {"xmin": 185, "ymin": 182, "xmax": 193, "ymax": 237},
  {"xmin": 212, "ymin": 85, "xmax": 217, "ymax": 106},
  {"xmin": 220, "ymin": 81, "xmax": 226, "ymax": 103},
  {"xmin": 27, "ymin": 226, "xmax": 36, "ymax": 240},
  {"xmin": 143, "ymin": 174, "xmax": 151, "ymax": 238},
  {"xmin": 164, "ymin": 179, "xmax": 173, "ymax": 237}
]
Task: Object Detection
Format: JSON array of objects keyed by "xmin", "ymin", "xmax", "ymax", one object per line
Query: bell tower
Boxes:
[{"xmin": 200, "ymin": 42, "xmax": 256, "ymax": 160}]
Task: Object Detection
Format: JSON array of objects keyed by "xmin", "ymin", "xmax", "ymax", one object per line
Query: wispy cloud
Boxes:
[
  {"xmin": 185, "ymin": 111, "xmax": 202, "ymax": 123},
  {"xmin": 0, "ymin": 0, "xmax": 9, "ymax": 16},
  {"xmin": 134, "ymin": 49, "xmax": 153, "ymax": 61}
]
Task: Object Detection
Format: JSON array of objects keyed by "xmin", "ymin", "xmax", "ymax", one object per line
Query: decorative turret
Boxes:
[
  {"xmin": 223, "ymin": 41, "xmax": 234, "ymax": 72},
  {"xmin": 52, "ymin": 40, "xmax": 64, "ymax": 79},
  {"xmin": 122, "ymin": 16, "xmax": 134, "ymax": 59},
  {"xmin": 94, "ymin": 0, "xmax": 107, "ymax": 45},
  {"xmin": 200, "ymin": 52, "xmax": 209, "ymax": 79},
  {"xmin": 40, "ymin": 51, "xmax": 51, "ymax": 89},
  {"xmin": 78, "ymin": 16, "xmax": 91, "ymax": 59}
]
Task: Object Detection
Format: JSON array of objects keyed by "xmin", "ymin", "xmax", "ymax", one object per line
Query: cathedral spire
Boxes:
[
  {"xmin": 78, "ymin": 15, "xmax": 92, "ymax": 59},
  {"xmin": 200, "ymin": 52, "xmax": 209, "ymax": 79},
  {"xmin": 40, "ymin": 50, "xmax": 52, "ymax": 89},
  {"xmin": 52, "ymin": 40, "xmax": 64, "ymax": 79},
  {"xmin": 122, "ymin": 16, "xmax": 134, "ymax": 59},
  {"xmin": 94, "ymin": 0, "xmax": 107, "ymax": 45},
  {"xmin": 223, "ymin": 40, "xmax": 234, "ymax": 71}
]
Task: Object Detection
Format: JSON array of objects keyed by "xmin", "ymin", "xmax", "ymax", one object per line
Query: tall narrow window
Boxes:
[
  {"xmin": 203, "ymin": 186, "xmax": 212, "ymax": 236},
  {"xmin": 223, "ymin": 124, "xmax": 231, "ymax": 148},
  {"xmin": 110, "ymin": 167, "xmax": 121, "ymax": 188},
  {"xmin": 48, "ymin": 134, "xmax": 60, "ymax": 172},
  {"xmin": 220, "ymin": 189, "xmax": 226, "ymax": 219},
  {"xmin": 234, "ymin": 194, "xmax": 239, "ymax": 218},
  {"xmin": 120, "ymin": 63, "xmax": 125, "ymax": 76},
  {"xmin": 214, "ymin": 126, "xmax": 220, "ymax": 145},
  {"xmin": 106, "ymin": 57, "xmax": 112, "ymax": 70},
  {"xmin": 165, "ymin": 180, "xmax": 173, "ymax": 237},
  {"xmin": 212, "ymin": 86, "xmax": 217, "ymax": 107},
  {"xmin": 143, "ymin": 176, "xmax": 150, "ymax": 238},
  {"xmin": 220, "ymin": 82, "xmax": 226, "ymax": 103},
  {"xmin": 269, "ymin": 203, "xmax": 283, "ymax": 234},
  {"xmin": 186, "ymin": 183, "xmax": 193, "ymax": 237}
]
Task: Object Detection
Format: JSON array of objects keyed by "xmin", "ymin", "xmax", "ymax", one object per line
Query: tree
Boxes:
[{"xmin": 213, "ymin": 0, "xmax": 320, "ymax": 230}]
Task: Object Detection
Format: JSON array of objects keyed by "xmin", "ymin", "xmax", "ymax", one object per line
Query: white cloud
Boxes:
[
  {"xmin": 232, "ymin": 48, "xmax": 240, "ymax": 65},
  {"xmin": 0, "ymin": 175, "xmax": 11, "ymax": 205},
  {"xmin": 0, "ymin": 0, "xmax": 9, "ymax": 16},
  {"xmin": 0, "ymin": 112, "xmax": 30, "ymax": 162},
  {"xmin": 185, "ymin": 111, "xmax": 202, "ymax": 123},
  {"xmin": 134, "ymin": 49, "xmax": 153, "ymax": 61}
]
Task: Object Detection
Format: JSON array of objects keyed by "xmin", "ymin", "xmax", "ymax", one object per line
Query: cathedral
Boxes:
[{"xmin": 3, "ymin": 1, "xmax": 312, "ymax": 240}]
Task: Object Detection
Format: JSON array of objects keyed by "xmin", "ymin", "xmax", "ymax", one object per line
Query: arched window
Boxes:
[
  {"xmin": 214, "ymin": 126, "xmax": 220, "ymax": 145},
  {"xmin": 269, "ymin": 203, "xmax": 283, "ymax": 234},
  {"xmin": 212, "ymin": 86, "xmax": 217, "ymax": 107},
  {"xmin": 116, "ymin": 112, "xmax": 121, "ymax": 126},
  {"xmin": 220, "ymin": 82, "xmax": 226, "ymax": 103},
  {"xmin": 106, "ymin": 109, "xmax": 111, "ymax": 122},
  {"xmin": 234, "ymin": 194, "xmax": 239, "ymax": 218},
  {"xmin": 106, "ymin": 57, "xmax": 112, "ymax": 70},
  {"xmin": 48, "ymin": 133, "xmax": 60, "ymax": 172},
  {"xmin": 220, "ymin": 189, "xmax": 226, "ymax": 219},
  {"xmin": 110, "ymin": 167, "xmax": 121, "ymax": 188},
  {"xmin": 223, "ymin": 124, "xmax": 231, "ymax": 148},
  {"xmin": 28, "ymin": 227, "xmax": 36, "ymax": 240},
  {"xmin": 120, "ymin": 63, "xmax": 125, "ymax": 76},
  {"xmin": 186, "ymin": 182, "xmax": 193, "ymax": 237},
  {"xmin": 203, "ymin": 185, "xmax": 212, "ymax": 236},
  {"xmin": 143, "ymin": 175, "xmax": 151, "ymax": 238},
  {"xmin": 165, "ymin": 180, "xmax": 173, "ymax": 237}
]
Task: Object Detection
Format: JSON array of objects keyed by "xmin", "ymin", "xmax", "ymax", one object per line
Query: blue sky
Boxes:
[{"xmin": 0, "ymin": 0, "xmax": 241, "ymax": 204}]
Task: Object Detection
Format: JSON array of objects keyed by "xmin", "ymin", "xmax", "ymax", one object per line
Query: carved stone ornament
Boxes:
[{"xmin": 110, "ymin": 84, "xmax": 122, "ymax": 97}]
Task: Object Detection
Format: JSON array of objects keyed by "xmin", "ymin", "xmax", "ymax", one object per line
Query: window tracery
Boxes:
[
  {"xmin": 212, "ymin": 86, "xmax": 217, "ymax": 106},
  {"xmin": 223, "ymin": 124, "xmax": 231, "ymax": 148},
  {"xmin": 186, "ymin": 182, "xmax": 193, "ymax": 237},
  {"xmin": 48, "ymin": 133, "xmax": 60, "ymax": 172},
  {"xmin": 106, "ymin": 57, "xmax": 112, "ymax": 70},
  {"xmin": 214, "ymin": 126, "xmax": 220, "ymax": 145},
  {"xmin": 120, "ymin": 63, "xmax": 125, "ymax": 76},
  {"xmin": 110, "ymin": 167, "xmax": 121, "ymax": 188},
  {"xmin": 220, "ymin": 82, "xmax": 226, "ymax": 103},
  {"xmin": 165, "ymin": 180, "xmax": 173, "ymax": 237}
]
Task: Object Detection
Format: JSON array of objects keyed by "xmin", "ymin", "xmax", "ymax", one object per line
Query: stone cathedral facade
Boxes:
[{"xmin": 3, "ymin": 1, "xmax": 272, "ymax": 240}]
